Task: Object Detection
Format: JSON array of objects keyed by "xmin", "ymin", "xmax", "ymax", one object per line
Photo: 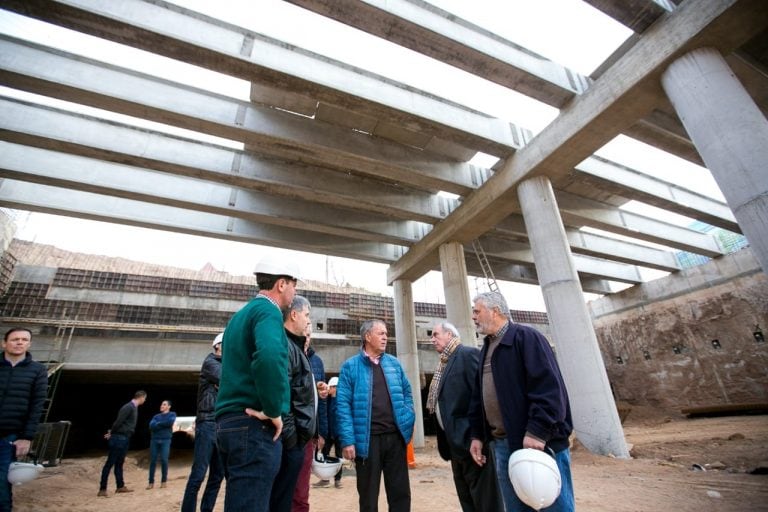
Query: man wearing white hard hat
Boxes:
[
  {"xmin": 215, "ymin": 254, "xmax": 300, "ymax": 512},
  {"xmin": 181, "ymin": 332, "xmax": 224, "ymax": 512},
  {"xmin": 468, "ymin": 292, "xmax": 575, "ymax": 512}
]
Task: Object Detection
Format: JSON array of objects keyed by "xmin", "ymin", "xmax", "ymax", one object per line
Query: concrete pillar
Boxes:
[
  {"xmin": 393, "ymin": 279, "xmax": 425, "ymax": 448},
  {"xmin": 439, "ymin": 242, "xmax": 476, "ymax": 347},
  {"xmin": 661, "ymin": 47, "xmax": 768, "ymax": 274},
  {"xmin": 518, "ymin": 176, "xmax": 629, "ymax": 458}
]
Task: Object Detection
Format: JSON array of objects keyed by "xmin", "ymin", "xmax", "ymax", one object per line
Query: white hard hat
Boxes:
[
  {"xmin": 311, "ymin": 450, "xmax": 342, "ymax": 480},
  {"xmin": 253, "ymin": 254, "xmax": 301, "ymax": 281},
  {"xmin": 507, "ymin": 448, "xmax": 561, "ymax": 511},
  {"xmin": 7, "ymin": 462, "xmax": 44, "ymax": 485},
  {"xmin": 328, "ymin": 376, "xmax": 339, "ymax": 387},
  {"xmin": 212, "ymin": 332, "xmax": 224, "ymax": 347}
]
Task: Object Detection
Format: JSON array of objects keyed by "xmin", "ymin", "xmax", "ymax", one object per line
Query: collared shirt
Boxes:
[
  {"xmin": 256, "ymin": 293, "xmax": 280, "ymax": 311},
  {"xmin": 363, "ymin": 349, "xmax": 382, "ymax": 365}
]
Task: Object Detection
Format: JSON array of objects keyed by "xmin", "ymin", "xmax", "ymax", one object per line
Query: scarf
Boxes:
[{"xmin": 426, "ymin": 336, "xmax": 461, "ymax": 414}]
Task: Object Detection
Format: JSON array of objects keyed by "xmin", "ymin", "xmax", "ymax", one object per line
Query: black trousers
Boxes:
[
  {"xmin": 355, "ymin": 432, "xmax": 410, "ymax": 512},
  {"xmin": 450, "ymin": 451, "xmax": 500, "ymax": 512}
]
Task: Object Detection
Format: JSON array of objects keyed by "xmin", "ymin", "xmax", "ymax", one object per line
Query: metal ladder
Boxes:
[
  {"xmin": 471, "ymin": 239, "xmax": 499, "ymax": 293},
  {"xmin": 42, "ymin": 315, "xmax": 75, "ymax": 422}
]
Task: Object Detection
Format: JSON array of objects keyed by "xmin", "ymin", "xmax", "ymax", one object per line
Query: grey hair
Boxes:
[
  {"xmin": 360, "ymin": 319, "xmax": 386, "ymax": 344},
  {"xmin": 435, "ymin": 321, "xmax": 459, "ymax": 338},
  {"xmin": 473, "ymin": 291, "xmax": 511, "ymax": 319},
  {"xmin": 283, "ymin": 294, "xmax": 311, "ymax": 321}
]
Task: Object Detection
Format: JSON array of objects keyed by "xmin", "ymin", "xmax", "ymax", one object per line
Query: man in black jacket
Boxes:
[
  {"xmin": 426, "ymin": 322, "xmax": 498, "ymax": 512},
  {"xmin": 98, "ymin": 390, "xmax": 147, "ymax": 496},
  {"xmin": 266, "ymin": 295, "xmax": 317, "ymax": 512},
  {"xmin": 0, "ymin": 327, "xmax": 47, "ymax": 511},
  {"xmin": 181, "ymin": 332, "xmax": 224, "ymax": 512}
]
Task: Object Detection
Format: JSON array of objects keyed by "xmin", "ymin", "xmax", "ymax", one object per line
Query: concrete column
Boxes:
[
  {"xmin": 393, "ymin": 279, "xmax": 425, "ymax": 448},
  {"xmin": 439, "ymin": 242, "xmax": 476, "ymax": 347},
  {"xmin": 518, "ymin": 176, "xmax": 629, "ymax": 458},
  {"xmin": 661, "ymin": 47, "xmax": 768, "ymax": 274}
]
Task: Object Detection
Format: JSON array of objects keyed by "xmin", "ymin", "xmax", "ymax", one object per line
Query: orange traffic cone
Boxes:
[{"xmin": 406, "ymin": 439, "xmax": 416, "ymax": 469}]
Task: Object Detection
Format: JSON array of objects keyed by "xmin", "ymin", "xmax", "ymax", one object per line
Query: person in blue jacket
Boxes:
[
  {"xmin": 147, "ymin": 400, "xmax": 176, "ymax": 489},
  {"xmin": 336, "ymin": 319, "xmax": 415, "ymax": 512}
]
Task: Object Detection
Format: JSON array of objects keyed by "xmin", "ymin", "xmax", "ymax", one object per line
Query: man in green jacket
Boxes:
[{"xmin": 215, "ymin": 255, "xmax": 300, "ymax": 512}]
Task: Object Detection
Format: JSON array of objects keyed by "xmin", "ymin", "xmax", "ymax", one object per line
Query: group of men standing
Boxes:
[{"xmin": 1, "ymin": 255, "xmax": 576, "ymax": 512}]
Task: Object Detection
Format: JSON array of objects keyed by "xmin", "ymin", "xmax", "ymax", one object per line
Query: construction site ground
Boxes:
[{"xmin": 13, "ymin": 405, "xmax": 768, "ymax": 511}]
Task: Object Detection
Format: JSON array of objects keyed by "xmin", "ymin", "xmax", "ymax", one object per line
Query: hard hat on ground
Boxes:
[
  {"xmin": 311, "ymin": 449, "xmax": 342, "ymax": 480},
  {"xmin": 7, "ymin": 462, "xmax": 44, "ymax": 485},
  {"xmin": 328, "ymin": 377, "xmax": 339, "ymax": 387},
  {"xmin": 212, "ymin": 332, "xmax": 224, "ymax": 347},
  {"xmin": 253, "ymin": 254, "xmax": 301, "ymax": 281},
  {"xmin": 508, "ymin": 448, "xmax": 561, "ymax": 511}
]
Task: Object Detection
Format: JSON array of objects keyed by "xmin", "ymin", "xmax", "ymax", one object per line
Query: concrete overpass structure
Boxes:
[{"xmin": 0, "ymin": 0, "xmax": 766, "ymax": 456}]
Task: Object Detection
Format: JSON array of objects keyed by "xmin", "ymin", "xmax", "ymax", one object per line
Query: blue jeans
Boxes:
[
  {"xmin": 492, "ymin": 440, "xmax": 574, "ymax": 512},
  {"xmin": 0, "ymin": 435, "xmax": 16, "ymax": 512},
  {"xmin": 270, "ymin": 441, "xmax": 307, "ymax": 512},
  {"xmin": 181, "ymin": 421, "xmax": 224, "ymax": 512},
  {"xmin": 100, "ymin": 434, "xmax": 130, "ymax": 491},
  {"xmin": 217, "ymin": 413, "xmax": 281, "ymax": 512},
  {"xmin": 148, "ymin": 437, "xmax": 171, "ymax": 484}
]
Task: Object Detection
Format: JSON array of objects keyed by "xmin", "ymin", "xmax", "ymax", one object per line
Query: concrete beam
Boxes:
[
  {"xmin": 388, "ymin": 0, "xmax": 763, "ymax": 283},
  {"xmin": 0, "ymin": 35, "xmax": 484, "ymax": 196},
  {"xmin": 581, "ymin": 0, "xmax": 672, "ymax": 33},
  {"xmin": 573, "ymin": 156, "xmax": 739, "ymax": 232},
  {"xmin": 0, "ymin": 179, "xmax": 407, "ymax": 263},
  {"xmin": 0, "ymin": 97, "xmax": 458, "ymax": 224},
  {"xmin": 0, "ymin": 0, "xmax": 524, "ymax": 157},
  {"xmin": 0, "ymin": 141, "xmax": 429, "ymax": 245},
  {"xmin": 285, "ymin": 0, "xmax": 590, "ymax": 108}
]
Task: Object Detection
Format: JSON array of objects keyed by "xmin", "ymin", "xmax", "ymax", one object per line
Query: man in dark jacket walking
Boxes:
[
  {"xmin": 181, "ymin": 332, "xmax": 224, "ymax": 512},
  {"xmin": 98, "ymin": 390, "xmax": 147, "ymax": 496},
  {"xmin": 0, "ymin": 327, "xmax": 47, "ymax": 511},
  {"xmin": 427, "ymin": 322, "xmax": 498, "ymax": 512}
]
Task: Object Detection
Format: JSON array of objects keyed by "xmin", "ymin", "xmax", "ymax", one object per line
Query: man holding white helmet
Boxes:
[
  {"xmin": 468, "ymin": 292, "xmax": 575, "ymax": 512},
  {"xmin": 181, "ymin": 331, "xmax": 225, "ymax": 512},
  {"xmin": 0, "ymin": 327, "xmax": 47, "ymax": 510},
  {"xmin": 215, "ymin": 254, "xmax": 300, "ymax": 512}
]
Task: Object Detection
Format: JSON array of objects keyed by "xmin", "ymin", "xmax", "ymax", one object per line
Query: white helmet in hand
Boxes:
[
  {"xmin": 7, "ymin": 462, "xmax": 44, "ymax": 485},
  {"xmin": 507, "ymin": 448, "xmax": 561, "ymax": 510},
  {"xmin": 311, "ymin": 450, "xmax": 342, "ymax": 480}
]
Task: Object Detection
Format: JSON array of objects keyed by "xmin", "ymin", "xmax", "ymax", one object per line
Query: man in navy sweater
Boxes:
[{"xmin": 468, "ymin": 291, "xmax": 575, "ymax": 512}]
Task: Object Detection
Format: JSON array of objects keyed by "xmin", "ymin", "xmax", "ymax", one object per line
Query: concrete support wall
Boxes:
[
  {"xmin": 590, "ymin": 248, "xmax": 768, "ymax": 409},
  {"xmin": 439, "ymin": 241, "xmax": 476, "ymax": 346},
  {"xmin": 393, "ymin": 279, "xmax": 425, "ymax": 448},
  {"xmin": 661, "ymin": 47, "xmax": 768, "ymax": 274},
  {"xmin": 518, "ymin": 176, "xmax": 629, "ymax": 457}
]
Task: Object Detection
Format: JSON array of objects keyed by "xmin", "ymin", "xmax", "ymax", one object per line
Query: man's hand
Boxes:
[
  {"xmin": 103, "ymin": 431, "xmax": 111, "ymax": 440},
  {"xmin": 522, "ymin": 434, "xmax": 545, "ymax": 451},
  {"xmin": 317, "ymin": 381, "xmax": 329, "ymax": 399},
  {"xmin": 342, "ymin": 444, "xmax": 356, "ymax": 461},
  {"xmin": 13, "ymin": 439, "xmax": 31, "ymax": 458},
  {"xmin": 316, "ymin": 435, "xmax": 325, "ymax": 452},
  {"xmin": 469, "ymin": 439, "xmax": 486, "ymax": 467},
  {"xmin": 245, "ymin": 408, "xmax": 283, "ymax": 442}
]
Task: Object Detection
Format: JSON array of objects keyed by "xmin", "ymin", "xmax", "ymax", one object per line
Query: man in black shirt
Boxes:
[{"xmin": 98, "ymin": 390, "xmax": 147, "ymax": 496}]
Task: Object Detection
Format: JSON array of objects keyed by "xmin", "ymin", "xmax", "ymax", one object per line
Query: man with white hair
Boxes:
[
  {"xmin": 468, "ymin": 291, "xmax": 575, "ymax": 512},
  {"xmin": 427, "ymin": 321, "xmax": 498, "ymax": 512}
]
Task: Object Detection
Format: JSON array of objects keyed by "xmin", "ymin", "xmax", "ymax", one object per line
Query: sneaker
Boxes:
[
  {"xmin": 97, "ymin": 490, "xmax": 109, "ymax": 497},
  {"xmin": 312, "ymin": 480, "xmax": 330, "ymax": 488},
  {"xmin": 334, "ymin": 480, "xmax": 343, "ymax": 489},
  {"xmin": 115, "ymin": 486, "xmax": 134, "ymax": 494},
  {"xmin": 160, "ymin": 482, "xmax": 167, "ymax": 488},
  {"xmin": 146, "ymin": 484, "xmax": 154, "ymax": 490}
]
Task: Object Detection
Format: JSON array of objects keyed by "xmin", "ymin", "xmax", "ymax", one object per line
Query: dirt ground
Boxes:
[{"xmin": 11, "ymin": 406, "xmax": 768, "ymax": 511}]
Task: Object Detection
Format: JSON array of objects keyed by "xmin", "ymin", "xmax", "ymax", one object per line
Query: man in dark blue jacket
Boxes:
[
  {"xmin": 468, "ymin": 291, "xmax": 575, "ymax": 512},
  {"xmin": 181, "ymin": 332, "xmax": 224, "ymax": 512},
  {"xmin": 427, "ymin": 322, "xmax": 498, "ymax": 512},
  {"xmin": 0, "ymin": 327, "xmax": 47, "ymax": 511}
]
